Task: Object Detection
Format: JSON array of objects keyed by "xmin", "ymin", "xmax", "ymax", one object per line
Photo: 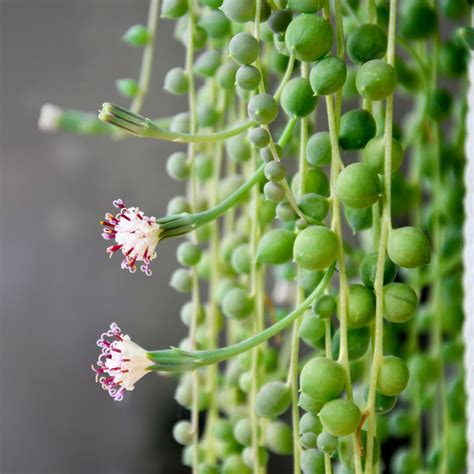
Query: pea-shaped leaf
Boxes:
[
  {"xmin": 256, "ymin": 228, "xmax": 295, "ymax": 265},
  {"xmin": 255, "ymin": 381, "xmax": 291, "ymax": 417}
]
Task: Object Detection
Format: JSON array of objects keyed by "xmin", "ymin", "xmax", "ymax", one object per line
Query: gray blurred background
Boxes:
[{"xmin": 1, "ymin": 1, "xmax": 192, "ymax": 472}]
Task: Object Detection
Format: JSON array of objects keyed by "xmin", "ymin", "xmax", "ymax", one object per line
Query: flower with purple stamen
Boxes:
[
  {"xmin": 92, "ymin": 322, "xmax": 152, "ymax": 401},
  {"xmin": 100, "ymin": 199, "xmax": 161, "ymax": 276}
]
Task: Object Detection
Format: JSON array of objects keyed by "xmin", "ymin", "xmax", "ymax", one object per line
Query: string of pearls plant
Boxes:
[{"xmin": 39, "ymin": 0, "xmax": 473, "ymax": 472}]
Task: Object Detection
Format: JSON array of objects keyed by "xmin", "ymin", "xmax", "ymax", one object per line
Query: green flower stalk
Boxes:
[
  {"xmin": 147, "ymin": 264, "xmax": 335, "ymax": 370},
  {"xmin": 98, "ymin": 102, "xmax": 255, "ymax": 143}
]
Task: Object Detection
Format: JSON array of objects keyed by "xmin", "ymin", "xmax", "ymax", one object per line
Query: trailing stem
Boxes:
[
  {"xmin": 326, "ymin": 93, "xmax": 362, "ymax": 474},
  {"xmin": 130, "ymin": 0, "xmax": 161, "ymax": 113},
  {"xmin": 364, "ymin": 1, "xmax": 397, "ymax": 471},
  {"xmin": 287, "ymin": 63, "xmax": 310, "ymax": 474},
  {"xmin": 202, "ymin": 85, "xmax": 227, "ymax": 465},
  {"xmin": 185, "ymin": 3, "xmax": 201, "ymax": 471}
]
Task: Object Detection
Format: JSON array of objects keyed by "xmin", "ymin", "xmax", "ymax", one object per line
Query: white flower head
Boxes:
[
  {"xmin": 101, "ymin": 199, "xmax": 161, "ymax": 276},
  {"xmin": 93, "ymin": 323, "xmax": 152, "ymax": 401},
  {"xmin": 38, "ymin": 103, "xmax": 62, "ymax": 131}
]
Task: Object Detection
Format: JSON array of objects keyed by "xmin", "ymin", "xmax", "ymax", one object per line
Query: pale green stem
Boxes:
[
  {"xmin": 326, "ymin": 106, "xmax": 349, "ymax": 389},
  {"xmin": 325, "ymin": 317, "xmax": 333, "ymax": 360},
  {"xmin": 221, "ymin": 97, "xmax": 240, "ymax": 393},
  {"xmin": 364, "ymin": 1, "xmax": 397, "ymax": 471},
  {"xmin": 253, "ymin": 0, "xmax": 265, "ymax": 96},
  {"xmin": 372, "ymin": 201, "xmax": 381, "ymax": 251},
  {"xmin": 324, "ymin": 6, "xmax": 361, "ymax": 472},
  {"xmin": 276, "ymin": 117, "xmax": 298, "ymax": 148},
  {"xmin": 324, "ymin": 300, "xmax": 333, "ymax": 474},
  {"xmin": 325, "ymin": 453, "xmax": 333, "ymax": 474},
  {"xmin": 266, "ymin": 0, "xmax": 279, "ymax": 10},
  {"xmin": 189, "ymin": 270, "xmax": 201, "ymax": 474},
  {"xmin": 223, "ymin": 97, "xmax": 239, "ymax": 236},
  {"xmin": 274, "ymin": 55, "xmax": 296, "ymax": 101},
  {"xmin": 288, "ymin": 63, "xmax": 310, "ymax": 474},
  {"xmin": 334, "ymin": 0, "xmax": 345, "ymax": 57},
  {"xmin": 249, "ymin": 263, "xmax": 266, "ymax": 474},
  {"xmin": 363, "ymin": 98, "xmax": 373, "ymax": 114},
  {"xmin": 202, "ymin": 85, "xmax": 227, "ymax": 465},
  {"xmin": 130, "ymin": 0, "xmax": 161, "ymax": 113},
  {"xmin": 249, "ymin": 181, "xmax": 261, "ymax": 474},
  {"xmin": 189, "ymin": 163, "xmax": 265, "ymax": 226},
  {"xmin": 185, "ymin": 3, "xmax": 201, "ymax": 471},
  {"xmin": 362, "ymin": 0, "xmax": 376, "ymax": 114},
  {"xmin": 326, "ymin": 93, "xmax": 362, "ymax": 474},
  {"xmin": 333, "ymin": 0, "xmax": 345, "ymax": 131},
  {"xmin": 323, "ymin": 315, "xmax": 333, "ymax": 473},
  {"xmin": 249, "ymin": 3, "xmax": 267, "ymax": 470},
  {"xmin": 364, "ymin": 214, "xmax": 389, "ymax": 474}
]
